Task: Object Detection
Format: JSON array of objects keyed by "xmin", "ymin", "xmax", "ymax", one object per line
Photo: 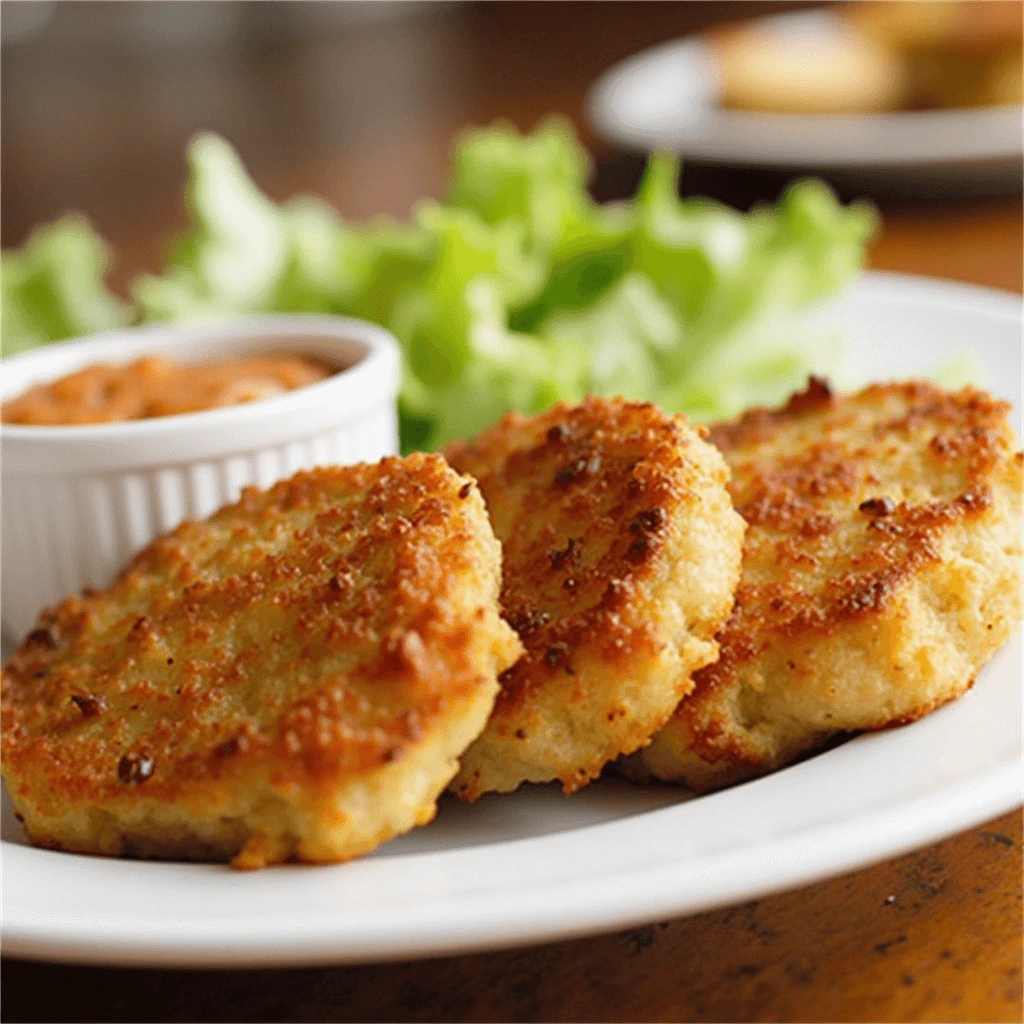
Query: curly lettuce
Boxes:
[
  {"xmin": 2, "ymin": 216, "xmax": 131, "ymax": 356},
  {"xmin": 1, "ymin": 121, "xmax": 878, "ymax": 449}
]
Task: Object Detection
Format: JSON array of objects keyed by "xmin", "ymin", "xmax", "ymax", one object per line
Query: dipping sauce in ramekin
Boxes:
[{"xmin": 2, "ymin": 352, "xmax": 336, "ymax": 426}]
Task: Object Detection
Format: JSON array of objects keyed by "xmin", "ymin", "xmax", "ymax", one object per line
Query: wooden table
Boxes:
[{"xmin": 2, "ymin": 5, "xmax": 1021, "ymax": 1021}]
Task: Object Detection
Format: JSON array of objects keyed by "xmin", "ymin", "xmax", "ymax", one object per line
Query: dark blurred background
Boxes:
[{"xmin": 2, "ymin": 1, "xmax": 1021, "ymax": 289}]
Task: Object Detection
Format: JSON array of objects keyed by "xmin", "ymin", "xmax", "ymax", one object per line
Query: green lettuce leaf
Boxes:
[
  {"xmin": 630, "ymin": 156, "xmax": 876, "ymax": 420},
  {"xmin": 447, "ymin": 117, "xmax": 590, "ymax": 250},
  {"xmin": 390, "ymin": 202, "xmax": 546, "ymax": 389},
  {"xmin": 2, "ymin": 216, "xmax": 131, "ymax": 356},
  {"xmin": 401, "ymin": 277, "xmax": 587, "ymax": 451},
  {"xmin": 538, "ymin": 272, "xmax": 681, "ymax": 402},
  {"xmin": 134, "ymin": 133, "xmax": 338, "ymax": 322}
]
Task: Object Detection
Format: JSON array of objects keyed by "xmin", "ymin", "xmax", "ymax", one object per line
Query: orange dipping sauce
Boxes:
[{"xmin": 2, "ymin": 353, "xmax": 335, "ymax": 426}]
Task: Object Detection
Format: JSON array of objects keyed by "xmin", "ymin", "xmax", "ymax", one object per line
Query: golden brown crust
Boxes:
[
  {"xmin": 632, "ymin": 379, "xmax": 1023, "ymax": 791},
  {"xmin": 446, "ymin": 395, "xmax": 745, "ymax": 797},
  {"xmin": 698, "ymin": 379, "xmax": 1013, "ymax": 698},
  {"xmin": 2, "ymin": 455, "xmax": 521, "ymax": 864},
  {"xmin": 449, "ymin": 399, "xmax": 704, "ymax": 715}
]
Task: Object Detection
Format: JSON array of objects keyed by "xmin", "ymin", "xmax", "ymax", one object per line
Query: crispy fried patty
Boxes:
[
  {"xmin": 1, "ymin": 455, "xmax": 522, "ymax": 867},
  {"xmin": 629, "ymin": 379, "xmax": 1023, "ymax": 791},
  {"xmin": 444, "ymin": 396, "xmax": 745, "ymax": 799}
]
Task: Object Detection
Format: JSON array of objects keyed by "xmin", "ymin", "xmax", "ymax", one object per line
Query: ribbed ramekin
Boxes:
[{"xmin": 1, "ymin": 315, "xmax": 400, "ymax": 641}]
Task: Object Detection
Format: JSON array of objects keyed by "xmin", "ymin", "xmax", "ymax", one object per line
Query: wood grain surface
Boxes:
[{"xmin": 1, "ymin": 4, "xmax": 1021, "ymax": 1022}]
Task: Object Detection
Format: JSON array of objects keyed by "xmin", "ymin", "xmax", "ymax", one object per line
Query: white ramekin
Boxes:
[{"xmin": 1, "ymin": 315, "xmax": 401, "ymax": 641}]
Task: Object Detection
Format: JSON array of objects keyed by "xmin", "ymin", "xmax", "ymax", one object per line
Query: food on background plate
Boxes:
[
  {"xmin": 712, "ymin": 1, "xmax": 1022, "ymax": 115},
  {"xmin": 0, "ymin": 456, "xmax": 522, "ymax": 868},
  {"xmin": 625, "ymin": 379, "xmax": 1023, "ymax": 791},
  {"xmin": 711, "ymin": 18, "xmax": 907, "ymax": 115},
  {"xmin": 2, "ymin": 352, "xmax": 334, "ymax": 426},
  {"xmin": 1, "ymin": 123, "xmax": 876, "ymax": 452},
  {"xmin": 848, "ymin": 0, "xmax": 1023, "ymax": 108},
  {"xmin": 445, "ymin": 396, "xmax": 744, "ymax": 800}
]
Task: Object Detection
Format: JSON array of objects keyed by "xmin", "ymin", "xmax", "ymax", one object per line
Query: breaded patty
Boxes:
[
  {"xmin": 1, "ymin": 455, "xmax": 521, "ymax": 868},
  {"xmin": 630, "ymin": 379, "xmax": 1023, "ymax": 791},
  {"xmin": 444, "ymin": 396, "xmax": 745, "ymax": 799}
]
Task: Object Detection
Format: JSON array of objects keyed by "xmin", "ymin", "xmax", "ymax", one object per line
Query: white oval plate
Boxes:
[
  {"xmin": 587, "ymin": 10, "xmax": 1023, "ymax": 178},
  {"xmin": 2, "ymin": 271, "xmax": 1021, "ymax": 968}
]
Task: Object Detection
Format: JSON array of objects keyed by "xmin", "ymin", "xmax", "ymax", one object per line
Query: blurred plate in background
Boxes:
[{"xmin": 588, "ymin": 10, "xmax": 1023, "ymax": 191}]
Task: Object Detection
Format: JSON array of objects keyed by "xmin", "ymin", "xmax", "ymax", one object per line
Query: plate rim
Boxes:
[{"xmin": 2, "ymin": 270, "xmax": 1021, "ymax": 968}]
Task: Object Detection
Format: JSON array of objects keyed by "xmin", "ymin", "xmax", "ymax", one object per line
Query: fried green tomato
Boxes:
[
  {"xmin": 444, "ymin": 396, "xmax": 745, "ymax": 800},
  {"xmin": 629, "ymin": 379, "xmax": 1023, "ymax": 791},
  {"xmin": 1, "ymin": 455, "xmax": 522, "ymax": 868}
]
